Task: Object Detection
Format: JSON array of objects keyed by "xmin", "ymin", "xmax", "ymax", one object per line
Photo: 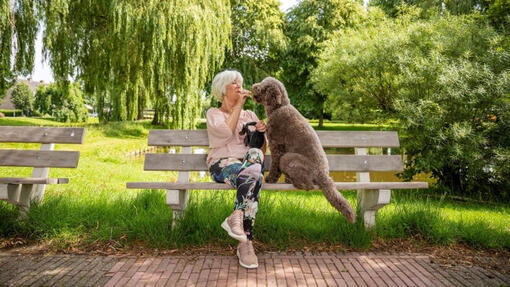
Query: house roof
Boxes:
[{"xmin": 0, "ymin": 79, "xmax": 47, "ymax": 110}]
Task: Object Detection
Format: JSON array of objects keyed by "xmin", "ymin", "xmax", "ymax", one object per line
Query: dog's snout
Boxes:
[{"xmin": 251, "ymin": 84, "xmax": 262, "ymax": 103}]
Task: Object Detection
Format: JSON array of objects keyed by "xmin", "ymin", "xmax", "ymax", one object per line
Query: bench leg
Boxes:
[
  {"xmin": 5, "ymin": 184, "xmax": 21, "ymax": 205},
  {"xmin": 357, "ymin": 189, "xmax": 391, "ymax": 229},
  {"xmin": 166, "ymin": 189, "xmax": 189, "ymax": 227},
  {"xmin": 17, "ymin": 184, "xmax": 36, "ymax": 219},
  {"xmin": 31, "ymin": 143, "xmax": 54, "ymax": 204}
]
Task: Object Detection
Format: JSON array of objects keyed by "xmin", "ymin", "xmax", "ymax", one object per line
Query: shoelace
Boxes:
[{"xmin": 232, "ymin": 211, "xmax": 243, "ymax": 228}]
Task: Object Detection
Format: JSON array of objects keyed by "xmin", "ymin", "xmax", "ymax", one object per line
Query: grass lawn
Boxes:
[{"xmin": 0, "ymin": 117, "xmax": 509, "ymax": 252}]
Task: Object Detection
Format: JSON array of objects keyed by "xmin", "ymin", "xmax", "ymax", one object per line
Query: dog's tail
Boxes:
[{"xmin": 318, "ymin": 173, "xmax": 356, "ymax": 223}]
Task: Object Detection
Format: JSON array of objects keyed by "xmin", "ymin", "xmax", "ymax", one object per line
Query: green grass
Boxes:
[{"xmin": 0, "ymin": 117, "xmax": 509, "ymax": 251}]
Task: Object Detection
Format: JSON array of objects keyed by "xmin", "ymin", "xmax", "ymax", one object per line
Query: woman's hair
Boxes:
[{"xmin": 211, "ymin": 70, "xmax": 243, "ymax": 102}]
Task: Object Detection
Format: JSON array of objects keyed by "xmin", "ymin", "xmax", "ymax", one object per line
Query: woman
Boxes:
[{"xmin": 206, "ymin": 70, "xmax": 266, "ymax": 269}]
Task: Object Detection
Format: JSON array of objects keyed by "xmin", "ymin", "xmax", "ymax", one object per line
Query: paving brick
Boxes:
[
  {"xmin": 105, "ymin": 271, "xmax": 126, "ymax": 287},
  {"xmin": 138, "ymin": 258, "xmax": 154, "ymax": 272},
  {"xmin": 165, "ymin": 272, "xmax": 180, "ymax": 286},
  {"xmin": 0, "ymin": 251, "xmax": 508, "ymax": 287}
]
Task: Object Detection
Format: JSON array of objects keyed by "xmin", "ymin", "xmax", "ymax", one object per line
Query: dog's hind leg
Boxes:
[{"xmin": 279, "ymin": 153, "xmax": 316, "ymax": 190}]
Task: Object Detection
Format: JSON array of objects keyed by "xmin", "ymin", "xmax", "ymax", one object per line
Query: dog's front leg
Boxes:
[{"xmin": 265, "ymin": 144, "xmax": 284, "ymax": 183}]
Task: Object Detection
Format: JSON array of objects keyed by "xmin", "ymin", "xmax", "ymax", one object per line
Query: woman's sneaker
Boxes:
[
  {"xmin": 237, "ymin": 241, "xmax": 258, "ymax": 269},
  {"xmin": 221, "ymin": 210, "xmax": 248, "ymax": 242}
]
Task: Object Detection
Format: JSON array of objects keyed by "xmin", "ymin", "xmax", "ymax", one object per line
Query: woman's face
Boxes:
[{"xmin": 223, "ymin": 77, "xmax": 242, "ymax": 103}]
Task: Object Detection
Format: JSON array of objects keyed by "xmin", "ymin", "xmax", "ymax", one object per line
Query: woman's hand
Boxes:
[
  {"xmin": 234, "ymin": 89, "xmax": 251, "ymax": 109},
  {"xmin": 255, "ymin": 120, "xmax": 266, "ymax": 132}
]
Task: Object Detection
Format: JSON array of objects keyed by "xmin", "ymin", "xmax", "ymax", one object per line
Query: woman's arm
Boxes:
[
  {"xmin": 224, "ymin": 106, "xmax": 243, "ymax": 134},
  {"xmin": 224, "ymin": 90, "xmax": 250, "ymax": 134}
]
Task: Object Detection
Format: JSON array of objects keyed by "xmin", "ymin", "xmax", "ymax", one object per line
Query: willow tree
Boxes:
[
  {"xmin": 38, "ymin": 0, "xmax": 231, "ymax": 128},
  {"xmin": 0, "ymin": 0, "xmax": 38, "ymax": 98}
]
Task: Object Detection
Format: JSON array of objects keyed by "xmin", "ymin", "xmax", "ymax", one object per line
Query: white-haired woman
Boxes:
[{"xmin": 206, "ymin": 70, "xmax": 266, "ymax": 269}]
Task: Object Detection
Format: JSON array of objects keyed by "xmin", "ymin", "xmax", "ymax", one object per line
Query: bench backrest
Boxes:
[
  {"xmin": 0, "ymin": 126, "xmax": 85, "ymax": 168},
  {"xmin": 143, "ymin": 130, "xmax": 402, "ymax": 172}
]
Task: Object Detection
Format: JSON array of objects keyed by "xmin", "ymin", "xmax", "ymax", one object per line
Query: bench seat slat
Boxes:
[
  {"xmin": 148, "ymin": 130, "xmax": 400, "ymax": 148},
  {"xmin": 0, "ymin": 177, "xmax": 69, "ymax": 184},
  {"xmin": 0, "ymin": 150, "xmax": 80, "ymax": 168},
  {"xmin": 0, "ymin": 127, "xmax": 85, "ymax": 144},
  {"xmin": 127, "ymin": 181, "xmax": 428, "ymax": 190},
  {"xmin": 144, "ymin": 154, "xmax": 403, "ymax": 172}
]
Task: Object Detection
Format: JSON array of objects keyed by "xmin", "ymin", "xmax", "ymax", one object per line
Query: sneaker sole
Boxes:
[
  {"xmin": 237, "ymin": 249, "xmax": 258, "ymax": 269},
  {"xmin": 221, "ymin": 219, "xmax": 248, "ymax": 243}
]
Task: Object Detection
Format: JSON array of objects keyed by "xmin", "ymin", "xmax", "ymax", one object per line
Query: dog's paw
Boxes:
[{"xmin": 265, "ymin": 175, "xmax": 279, "ymax": 183}]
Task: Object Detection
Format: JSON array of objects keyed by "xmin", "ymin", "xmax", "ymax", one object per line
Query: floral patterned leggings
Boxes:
[{"xmin": 209, "ymin": 148, "xmax": 264, "ymax": 240}]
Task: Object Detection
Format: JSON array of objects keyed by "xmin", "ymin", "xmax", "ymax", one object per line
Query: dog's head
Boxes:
[{"xmin": 251, "ymin": 77, "xmax": 290, "ymax": 113}]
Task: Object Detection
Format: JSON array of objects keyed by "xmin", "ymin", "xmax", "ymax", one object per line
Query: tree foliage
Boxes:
[
  {"xmin": 34, "ymin": 83, "xmax": 88, "ymax": 122},
  {"xmin": 2, "ymin": 0, "xmax": 231, "ymax": 128},
  {"xmin": 371, "ymin": 0, "xmax": 495, "ymax": 17},
  {"xmin": 215, "ymin": 0, "xmax": 286, "ymax": 117},
  {"xmin": 41, "ymin": 0, "xmax": 231, "ymax": 128},
  {"xmin": 11, "ymin": 82, "xmax": 34, "ymax": 115},
  {"xmin": 487, "ymin": 0, "xmax": 510, "ymax": 33},
  {"xmin": 0, "ymin": 0, "xmax": 38, "ymax": 98},
  {"xmin": 225, "ymin": 0, "xmax": 286, "ymax": 85},
  {"xmin": 314, "ymin": 13, "xmax": 510, "ymax": 199},
  {"xmin": 282, "ymin": 0, "xmax": 364, "ymax": 127}
]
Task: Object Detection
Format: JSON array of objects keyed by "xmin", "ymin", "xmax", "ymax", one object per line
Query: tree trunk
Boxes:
[
  {"xmin": 152, "ymin": 109, "xmax": 160, "ymax": 125},
  {"xmin": 318, "ymin": 99, "xmax": 324, "ymax": 129}
]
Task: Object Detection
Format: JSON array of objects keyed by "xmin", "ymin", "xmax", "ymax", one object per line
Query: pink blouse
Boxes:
[{"xmin": 206, "ymin": 107, "xmax": 259, "ymax": 167}]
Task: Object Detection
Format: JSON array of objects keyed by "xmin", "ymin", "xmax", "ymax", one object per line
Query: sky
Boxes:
[{"xmin": 28, "ymin": 0, "xmax": 364, "ymax": 83}]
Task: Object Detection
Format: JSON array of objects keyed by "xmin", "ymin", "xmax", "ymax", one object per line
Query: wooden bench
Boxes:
[
  {"xmin": 0, "ymin": 126, "xmax": 85, "ymax": 217},
  {"xmin": 127, "ymin": 130, "xmax": 428, "ymax": 228}
]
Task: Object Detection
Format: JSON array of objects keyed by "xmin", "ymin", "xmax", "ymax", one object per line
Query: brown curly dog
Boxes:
[{"xmin": 251, "ymin": 77, "xmax": 356, "ymax": 223}]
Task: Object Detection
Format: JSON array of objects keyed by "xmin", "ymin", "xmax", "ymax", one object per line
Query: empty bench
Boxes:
[
  {"xmin": 127, "ymin": 130, "xmax": 428, "ymax": 228},
  {"xmin": 0, "ymin": 126, "xmax": 85, "ymax": 217}
]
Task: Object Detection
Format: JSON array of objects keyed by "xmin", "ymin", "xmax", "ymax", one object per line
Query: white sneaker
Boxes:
[
  {"xmin": 237, "ymin": 241, "xmax": 258, "ymax": 269},
  {"xmin": 221, "ymin": 210, "xmax": 248, "ymax": 243}
]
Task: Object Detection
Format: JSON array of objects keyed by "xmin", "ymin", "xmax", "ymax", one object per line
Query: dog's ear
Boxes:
[{"xmin": 266, "ymin": 84, "xmax": 282, "ymax": 107}]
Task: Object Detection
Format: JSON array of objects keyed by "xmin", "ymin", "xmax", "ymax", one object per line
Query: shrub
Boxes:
[
  {"xmin": 0, "ymin": 109, "xmax": 22, "ymax": 117},
  {"xmin": 314, "ymin": 13, "xmax": 510, "ymax": 200},
  {"xmin": 396, "ymin": 61, "xmax": 510, "ymax": 201},
  {"xmin": 11, "ymin": 82, "xmax": 34, "ymax": 116},
  {"xmin": 34, "ymin": 83, "xmax": 88, "ymax": 123}
]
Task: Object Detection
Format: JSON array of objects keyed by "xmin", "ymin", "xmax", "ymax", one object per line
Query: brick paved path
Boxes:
[{"xmin": 0, "ymin": 252, "xmax": 508, "ymax": 286}]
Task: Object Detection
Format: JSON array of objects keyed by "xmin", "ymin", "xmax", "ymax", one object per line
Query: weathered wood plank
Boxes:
[
  {"xmin": 127, "ymin": 181, "xmax": 428, "ymax": 190},
  {"xmin": 148, "ymin": 130, "xmax": 400, "ymax": 147},
  {"xmin": 144, "ymin": 154, "xmax": 403, "ymax": 172},
  {"xmin": 0, "ymin": 127, "xmax": 85, "ymax": 144},
  {"xmin": 0, "ymin": 177, "xmax": 69, "ymax": 184},
  {"xmin": 0, "ymin": 150, "xmax": 80, "ymax": 168}
]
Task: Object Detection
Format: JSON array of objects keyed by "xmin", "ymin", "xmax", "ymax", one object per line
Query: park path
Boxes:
[{"xmin": 0, "ymin": 251, "xmax": 508, "ymax": 286}]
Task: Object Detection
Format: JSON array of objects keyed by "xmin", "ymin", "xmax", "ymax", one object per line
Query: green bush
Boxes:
[
  {"xmin": 11, "ymin": 82, "xmax": 34, "ymax": 116},
  {"xmin": 0, "ymin": 109, "xmax": 22, "ymax": 117},
  {"xmin": 314, "ymin": 13, "xmax": 510, "ymax": 200},
  {"xmin": 34, "ymin": 83, "xmax": 88, "ymax": 122},
  {"xmin": 396, "ymin": 61, "xmax": 510, "ymax": 201}
]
